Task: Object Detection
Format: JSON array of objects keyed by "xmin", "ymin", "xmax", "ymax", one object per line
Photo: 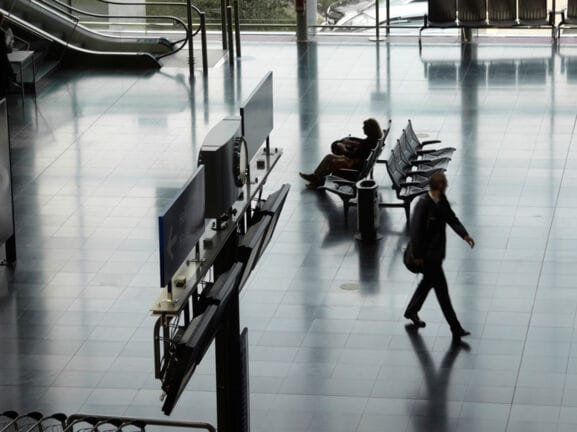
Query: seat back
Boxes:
[
  {"xmin": 488, "ymin": 0, "xmax": 516, "ymax": 22},
  {"xmin": 569, "ymin": 0, "xmax": 577, "ymax": 19},
  {"xmin": 362, "ymin": 119, "xmax": 390, "ymax": 179},
  {"xmin": 398, "ymin": 132, "xmax": 416, "ymax": 168},
  {"xmin": 458, "ymin": 0, "xmax": 487, "ymax": 23},
  {"xmin": 403, "ymin": 126, "xmax": 422, "ymax": 156},
  {"xmin": 356, "ymin": 149, "xmax": 377, "ymax": 180},
  {"xmin": 386, "ymin": 146, "xmax": 407, "ymax": 190},
  {"xmin": 428, "ymin": 0, "xmax": 457, "ymax": 22},
  {"xmin": 518, "ymin": 0, "xmax": 548, "ymax": 21},
  {"xmin": 405, "ymin": 120, "xmax": 420, "ymax": 148}
]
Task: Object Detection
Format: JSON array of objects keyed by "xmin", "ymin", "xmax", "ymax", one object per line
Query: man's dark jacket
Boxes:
[{"xmin": 410, "ymin": 193, "xmax": 468, "ymax": 264}]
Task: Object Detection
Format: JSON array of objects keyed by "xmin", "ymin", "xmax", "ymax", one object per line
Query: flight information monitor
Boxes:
[
  {"xmin": 158, "ymin": 166, "xmax": 206, "ymax": 288},
  {"xmin": 240, "ymin": 72, "xmax": 274, "ymax": 162}
]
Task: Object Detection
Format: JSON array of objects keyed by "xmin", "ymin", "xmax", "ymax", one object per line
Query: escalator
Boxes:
[{"xmin": 0, "ymin": 0, "xmax": 191, "ymax": 70}]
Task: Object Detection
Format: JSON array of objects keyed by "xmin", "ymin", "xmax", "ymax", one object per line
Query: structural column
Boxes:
[{"xmin": 296, "ymin": 0, "xmax": 307, "ymax": 41}]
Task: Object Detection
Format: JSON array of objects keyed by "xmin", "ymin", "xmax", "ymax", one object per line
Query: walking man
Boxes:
[{"xmin": 404, "ymin": 172, "xmax": 475, "ymax": 339}]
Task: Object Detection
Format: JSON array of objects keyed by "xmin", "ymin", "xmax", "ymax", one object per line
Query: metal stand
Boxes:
[
  {"xmin": 370, "ymin": 0, "xmax": 386, "ymax": 41},
  {"xmin": 215, "ymin": 295, "xmax": 243, "ymax": 432},
  {"xmin": 227, "ymin": 6, "xmax": 235, "ymax": 64},
  {"xmin": 186, "ymin": 0, "xmax": 195, "ymax": 79},
  {"xmin": 233, "ymin": 0, "xmax": 242, "ymax": 57},
  {"xmin": 296, "ymin": 0, "xmax": 307, "ymax": 42},
  {"xmin": 200, "ymin": 12, "xmax": 209, "ymax": 75},
  {"xmin": 221, "ymin": 0, "xmax": 228, "ymax": 50}
]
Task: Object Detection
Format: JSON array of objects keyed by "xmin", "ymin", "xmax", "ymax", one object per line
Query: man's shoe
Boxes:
[
  {"xmin": 306, "ymin": 182, "xmax": 323, "ymax": 191},
  {"xmin": 452, "ymin": 329, "xmax": 471, "ymax": 339},
  {"xmin": 404, "ymin": 312, "xmax": 426, "ymax": 328},
  {"xmin": 451, "ymin": 338, "xmax": 471, "ymax": 351},
  {"xmin": 299, "ymin": 172, "xmax": 317, "ymax": 183}
]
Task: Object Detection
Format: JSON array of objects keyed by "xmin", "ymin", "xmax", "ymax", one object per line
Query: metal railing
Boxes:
[
  {"xmin": 5, "ymin": 0, "xmax": 209, "ymax": 75},
  {"xmin": 65, "ymin": 415, "xmax": 216, "ymax": 432},
  {"xmin": 0, "ymin": 411, "xmax": 216, "ymax": 432},
  {"xmin": 88, "ymin": 0, "xmax": 209, "ymax": 74},
  {"xmin": 39, "ymin": 0, "xmax": 190, "ymax": 57}
]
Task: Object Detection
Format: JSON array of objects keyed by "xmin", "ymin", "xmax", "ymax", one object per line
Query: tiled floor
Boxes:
[{"xmin": 2, "ymin": 39, "xmax": 577, "ymax": 431}]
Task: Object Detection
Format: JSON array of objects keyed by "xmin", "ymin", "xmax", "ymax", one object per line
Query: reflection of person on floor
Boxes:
[
  {"xmin": 404, "ymin": 172, "xmax": 475, "ymax": 339},
  {"xmin": 299, "ymin": 118, "xmax": 383, "ymax": 190},
  {"xmin": 405, "ymin": 325, "xmax": 469, "ymax": 432},
  {"xmin": 0, "ymin": 13, "xmax": 17, "ymax": 98}
]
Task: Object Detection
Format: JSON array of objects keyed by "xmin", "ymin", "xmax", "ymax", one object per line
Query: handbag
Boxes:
[{"xmin": 403, "ymin": 242, "xmax": 424, "ymax": 274}]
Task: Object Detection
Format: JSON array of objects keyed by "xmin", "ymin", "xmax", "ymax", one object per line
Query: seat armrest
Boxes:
[
  {"xmin": 334, "ymin": 168, "xmax": 360, "ymax": 181},
  {"xmin": 420, "ymin": 139, "xmax": 442, "ymax": 146},
  {"xmin": 406, "ymin": 168, "xmax": 445, "ymax": 176},
  {"xmin": 326, "ymin": 175, "xmax": 355, "ymax": 185},
  {"xmin": 333, "ymin": 179, "xmax": 355, "ymax": 186}
]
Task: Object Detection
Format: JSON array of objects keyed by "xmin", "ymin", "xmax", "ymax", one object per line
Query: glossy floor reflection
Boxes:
[{"xmin": 3, "ymin": 40, "xmax": 577, "ymax": 431}]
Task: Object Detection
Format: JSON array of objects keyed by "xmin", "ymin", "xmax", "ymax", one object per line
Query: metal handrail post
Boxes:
[
  {"xmin": 200, "ymin": 12, "xmax": 208, "ymax": 74},
  {"xmin": 186, "ymin": 0, "xmax": 194, "ymax": 78},
  {"xmin": 375, "ymin": 0, "xmax": 380, "ymax": 40},
  {"xmin": 221, "ymin": 0, "xmax": 227, "ymax": 49},
  {"xmin": 233, "ymin": 0, "xmax": 241, "ymax": 57},
  {"xmin": 226, "ymin": 5, "xmax": 234, "ymax": 64},
  {"xmin": 386, "ymin": 0, "xmax": 390, "ymax": 35}
]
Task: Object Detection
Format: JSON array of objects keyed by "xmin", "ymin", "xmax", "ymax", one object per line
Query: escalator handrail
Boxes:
[
  {"xmin": 1, "ymin": 7, "xmax": 161, "ymax": 62},
  {"xmin": 4, "ymin": 0, "xmax": 80, "ymax": 22},
  {"xmin": 19, "ymin": 0, "xmax": 190, "ymax": 58},
  {"xmin": 32, "ymin": 0, "xmax": 199, "ymax": 57},
  {"xmin": 38, "ymin": 0, "xmax": 191, "ymax": 36}
]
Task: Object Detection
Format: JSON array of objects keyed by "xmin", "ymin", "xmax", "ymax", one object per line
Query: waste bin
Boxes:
[{"xmin": 355, "ymin": 179, "xmax": 382, "ymax": 242}]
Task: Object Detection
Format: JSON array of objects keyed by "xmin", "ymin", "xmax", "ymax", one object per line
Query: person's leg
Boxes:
[
  {"xmin": 300, "ymin": 154, "xmax": 336, "ymax": 183},
  {"xmin": 300, "ymin": 155, "xmax": 354, "ymax": 189},
  {"xmin": 313, "ymin": 154, "xmax": 354, "ymax": 178},
  {"xmin": 405, "ymin": 272, "xmax": 434, "ymax": 319},
  {"xmin": 430, "ymin": 266, "xmax": 464, "ymax": 334}
]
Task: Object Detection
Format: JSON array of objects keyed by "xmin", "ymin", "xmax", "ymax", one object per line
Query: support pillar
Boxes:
[{"xmin": 296, "ymin": 0, "xmax": 307, "ymax": 42}]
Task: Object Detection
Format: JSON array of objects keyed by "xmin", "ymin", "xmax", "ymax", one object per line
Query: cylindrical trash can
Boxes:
[{"xmin": 355, "ymin": 179, "xmax": 382, "ymax": 242}]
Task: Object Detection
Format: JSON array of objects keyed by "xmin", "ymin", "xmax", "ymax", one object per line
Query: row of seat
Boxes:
[
  {"xmin": 380, "ymin": 121, "xmax": 455, "ymax": 228},
  {"xmin": 320, "ymin": 120, "xmax": 456, "ymax": 229},
  {"xmin": 419, "ymin": 0, "xmax": 577, "ymax": 44}
]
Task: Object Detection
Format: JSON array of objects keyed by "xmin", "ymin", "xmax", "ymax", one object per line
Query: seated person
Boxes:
[{"xmin": 299, "ymin": 118, "xmax": 383, "ymax": 190}]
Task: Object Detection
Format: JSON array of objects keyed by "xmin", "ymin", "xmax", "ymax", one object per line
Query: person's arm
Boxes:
[
  {"xmin": 442, "ymin": 196, "xmax": 475, "ymax": 248},
  {"xmin": 341, "ymin": 137, "xmax": 362, "ymax": 152},
  {"xmin": 410, "ymin": 198, "xmax": 428, "ymax": 259}
]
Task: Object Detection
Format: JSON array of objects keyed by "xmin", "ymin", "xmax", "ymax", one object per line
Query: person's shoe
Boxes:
[
  {"xmin": 452, "ymin": 329, "xmax": 471, "ymax": 339},
  {"xmin": 451, "ymin": 338, "xmax": 471, "ymax": 351},
  {"xmin": 306, "ymin": 182, "xmax": 322, "ymax": 191},
  {"xmin": 299, "ymin": 172, "xmax": 317, "ymax": 183},
  {"xmin": 404, "ymin": 312, "xmax": 426, "ymax": 328}
]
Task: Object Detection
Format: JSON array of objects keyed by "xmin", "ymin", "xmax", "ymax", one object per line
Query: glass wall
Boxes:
[{"xmin": 146, "ymin": 0, "xmax": 297, "ymax": 32}]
